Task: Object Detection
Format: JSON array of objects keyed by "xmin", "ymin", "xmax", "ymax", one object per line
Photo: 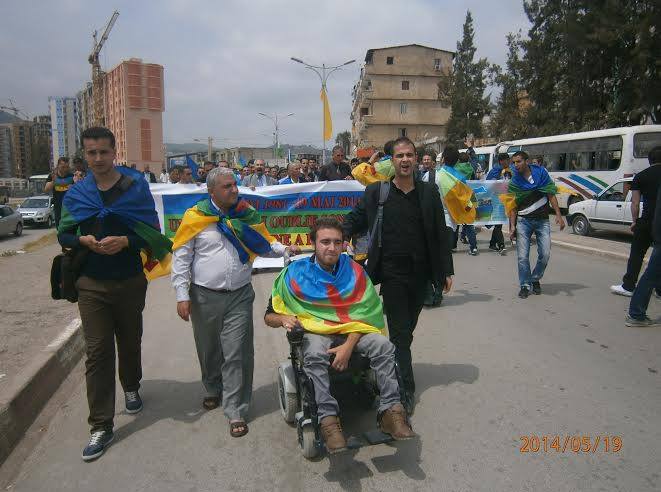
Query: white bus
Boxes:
[{"xmin": 494, "ymin": 125, "xmax": 661, "ymax": 209}]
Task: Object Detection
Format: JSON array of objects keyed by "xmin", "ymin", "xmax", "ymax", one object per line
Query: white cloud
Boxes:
[{"xmin": 0, "ymin": 0, "xmax": 529, "ymax": 147}]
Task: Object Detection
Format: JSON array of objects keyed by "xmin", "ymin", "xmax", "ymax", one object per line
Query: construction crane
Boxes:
[
  {"xmin": 88, "ymin": 10, "xmax": 119, "ymax": 127},
  {"xmin": 0, "ymin": 99, "xmax": 30, "ymax": 121}
]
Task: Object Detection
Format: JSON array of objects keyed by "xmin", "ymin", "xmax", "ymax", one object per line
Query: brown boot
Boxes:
[
  {"xmin": 379, "ymin": 403, "xmax": 416, "ymax": 440},
  {"xmin": 320, "ymin": 416, "xmax": 348, "ymax": 454}
]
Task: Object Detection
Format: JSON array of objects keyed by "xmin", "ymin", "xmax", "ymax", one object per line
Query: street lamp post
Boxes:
[
  {"xmin": 290, "ymin": 57, "xmax": 355, "ymax": 165},
  {"xmin": 258, "ymin": 112, "xmax": 294, "ymax": 160},
  {"xmin": 193, "ymin": 137, "xmax": 214, "ymax": 162}
]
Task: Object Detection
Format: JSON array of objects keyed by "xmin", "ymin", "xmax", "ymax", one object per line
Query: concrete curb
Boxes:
[
  {"xmin": 551, "ymin": 239, "xmax": 649, "ymax": 265},
  {"xmin": 551, "ymin": 239, "xmax": 630, "ymax": 261},
  {"xmin": 0, "ymin": 318, "xmax": 84, "ymax": 465}
]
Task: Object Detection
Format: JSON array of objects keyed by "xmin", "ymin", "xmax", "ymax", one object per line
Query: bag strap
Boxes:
[{"xmin": 368, "ymin": 181, "xmax": 390, "ymax": 249}]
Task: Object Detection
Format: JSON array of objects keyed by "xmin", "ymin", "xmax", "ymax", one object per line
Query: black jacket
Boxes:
[{"xmin": 342, "ymin": 179, "xmax": 454, "ymax": 285}]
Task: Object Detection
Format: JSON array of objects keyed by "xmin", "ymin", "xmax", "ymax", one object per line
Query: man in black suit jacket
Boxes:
[{"xmin": 342, "ymin": 137, "xmax": 454, "ymax": 413}]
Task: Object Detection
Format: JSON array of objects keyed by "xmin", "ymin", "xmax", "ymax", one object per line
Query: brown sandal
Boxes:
[
  {"xmin": 229, "ymin": 420, "xmax": 248, "ymax": 438},
  {"xmin": 203, "ymin": 396, "xmax": 220, "ymax": 410}
]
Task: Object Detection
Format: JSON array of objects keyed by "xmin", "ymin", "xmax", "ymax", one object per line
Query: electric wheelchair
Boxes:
[{"xmin": 275, "ymin": 325, "xmax": 407, "ymax": 459}]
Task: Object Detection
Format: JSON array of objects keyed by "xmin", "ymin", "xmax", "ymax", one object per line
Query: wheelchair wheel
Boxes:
[
  {"xmin": 300, "ymin": 424, "xmax": 318, "ymax": 459},
  {"xmin": 277, "ymin": 366, "xmax": 298, "ymax": 423}
]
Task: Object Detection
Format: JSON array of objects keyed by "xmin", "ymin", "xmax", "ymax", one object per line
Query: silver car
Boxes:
[
  {"xmin": 0, "ymin": 205, "xmax": 23, "ymax": 237},
  {"xmin": 17, "ymin": 195, "xmax": 55, "ymax": 228}
]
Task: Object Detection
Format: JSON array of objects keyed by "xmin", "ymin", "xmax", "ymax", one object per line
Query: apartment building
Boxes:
[
  {"xmin": 104, "ymin": 58, "xmax": 165, "ymax": 170},
  {"xmin": 49, "ymin": 96, "xmax": 79, "ymax": 161},
  {"xmin": 351, "ymin": 44, "xmax": 454, "ymax": 150}
]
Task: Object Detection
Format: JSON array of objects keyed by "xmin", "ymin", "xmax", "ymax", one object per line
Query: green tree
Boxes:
[
  {"xmin": 519, "ymin": 0, "xmax": 660, "ymax": 134},
  {"xmin": 490, "ymin": 32, "xmax": 529, "ymax": 140},
  {"xmin": 335, "ymin": 130, "xmax": 351, "ymax": 155},
  {"xmin": 438, "ymin": 10, "xmax": 493, "ymax": 146}
]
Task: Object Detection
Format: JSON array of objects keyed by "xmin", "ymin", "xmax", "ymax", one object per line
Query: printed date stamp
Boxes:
[{"xmin": 519, "ymin": 435, "xmax": 622, "ymax": 453}]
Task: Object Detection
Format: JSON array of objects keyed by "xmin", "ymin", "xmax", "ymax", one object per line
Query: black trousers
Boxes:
[
  {"xmin": 623, "ymin": 220, "xmax": 653, "ymax": 291},
  {"xmin": 381, "ymin": 275, "xmax": 427, "ymax": 394},
  {"xmin": 490, "ymin": 225, "xmax": 505, "ymax": 248}
]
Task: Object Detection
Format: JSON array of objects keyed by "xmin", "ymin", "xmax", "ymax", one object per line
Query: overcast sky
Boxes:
[{"xmin": 1, "ymin": 0, "xmax": 530, "ymax": 148}]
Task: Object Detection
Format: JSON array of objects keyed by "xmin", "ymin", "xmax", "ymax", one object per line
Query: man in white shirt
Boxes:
[
  {"xmin": 159, "ymin": 168, "xmax": 169, "ymax": 183},
  {"xmin": 171, "ymin": 167, "xmax": 299, "ymax": 437}
]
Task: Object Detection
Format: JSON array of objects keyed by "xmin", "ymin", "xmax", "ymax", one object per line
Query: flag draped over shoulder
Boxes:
[
  {"xmin": 172, "ymin": 197, "xmax": 276, "ymax": 264},
  {"xmin": 58, "ymin": 166, "xmax": 173, "ymax": 280},
  {"xmin": 271, "ymin": 254, "xmax": 385, "ymax": 335},
  {"xmin": 373, "ymin": 157, "xmax": 395, "ymax": 179},
  {"xmin": 351, "ymin": 163, "xmax": 388, "ymax": 185},
  {"xmin": 435, "ymin": 165, "xmax": 477, "ymax": 224},
  {"xmin": 498, "ymin": 164, "xmax": 558, "ymax": 216}
]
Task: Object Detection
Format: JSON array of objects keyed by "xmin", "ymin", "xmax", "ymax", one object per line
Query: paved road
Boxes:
[
  {"xmin": 2, "ymin": 240, "xmax": 660, "ymax": 492},
  {"xmin": 0, "ymin": 225, "xmax": 54, "ymax": 253}
]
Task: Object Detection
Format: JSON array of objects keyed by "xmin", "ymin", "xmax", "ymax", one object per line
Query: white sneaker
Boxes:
[{"xmin": 610, "ymin": 284, "xmax": 633, "ymax": 297}]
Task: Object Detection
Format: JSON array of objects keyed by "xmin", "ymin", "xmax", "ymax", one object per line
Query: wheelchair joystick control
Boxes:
[{"xmin": 287, "ymin": 324, "xmax": 305, "ymax": 343}]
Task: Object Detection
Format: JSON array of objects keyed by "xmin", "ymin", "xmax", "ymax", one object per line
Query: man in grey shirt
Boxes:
[{"xmin": 242, "ymin": 159, "xmax": 277, "ymax": 188}]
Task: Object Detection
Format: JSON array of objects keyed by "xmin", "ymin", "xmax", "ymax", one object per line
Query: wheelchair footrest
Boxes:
[
  {"xmin": 343, "ymin": 430, "xmax": 393, "ymax": 449},
  {"xmin": 362, "ymin": 430, "xmax": 394, "ymax": 446}
]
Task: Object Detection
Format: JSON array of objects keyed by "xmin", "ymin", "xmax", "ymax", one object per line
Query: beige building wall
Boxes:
[
  {"xmin": 105, "ymin": 58, "xmax": 165, "ymax": 171},
  {"xmin": 351, "ymin": 44, "xmax": 454, "ymax": 150}
]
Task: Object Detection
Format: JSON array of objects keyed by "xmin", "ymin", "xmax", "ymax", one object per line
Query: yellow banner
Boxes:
[{"xmin": 320, "ymin": 87, "xmax": 332, "ymax": 141}]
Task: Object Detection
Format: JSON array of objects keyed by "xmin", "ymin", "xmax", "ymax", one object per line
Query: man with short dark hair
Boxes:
[
  {"xmin": 486, "ymin": 153, "xmax": 513, "ymax": 252},
  {"xmin": 343, "ymin": 137, "xmax": 454, "ymax": 413},
  {"xmin": 507, "ymin": 151, "xmax": 565, "ymax": 298},
  {"xmin": 58, "ymin": 126, "xmax": 171, "ymax": 461},
  {"xmin": 307, "ymin": 157, "xmax": 320, "ymax": 181},
  {"xmin": 319, "ymin": 146, "xmax": 352, "ymax": 181},
  {"xmin": 44, "ymin": 156, "xmax": 74, "ymax": 227},
  {"xmin": 143, "ymin": 164, "xmax": 157, "ymax": 183},
  {"xmin": 179, "ymin": 166, "xmax": 195, "ymax": 184},
  {"xmin": 243, "ymin": 159, "xmax": 277, "ymax": 187},
  {"xmin": 611, "ymin": 146, "xmax": 661, "ymax": 297},
  {"xmin": 264, "ymin": 217, "xmax": 415, "ymax": 453}
]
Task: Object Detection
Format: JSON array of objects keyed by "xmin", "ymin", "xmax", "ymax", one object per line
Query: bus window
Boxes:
[{"xmin": 633, "ymin": 132, "xmax": 661, "ymax": 158}]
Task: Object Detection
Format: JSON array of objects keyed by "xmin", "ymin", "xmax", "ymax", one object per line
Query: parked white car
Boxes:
[
  {"xmin": 0, "ymin": 205, "xmax": 23, "ymax": 237},
  {"xmin": 567, "ymin": 178, "xmax": 637, "ymax": 236}
]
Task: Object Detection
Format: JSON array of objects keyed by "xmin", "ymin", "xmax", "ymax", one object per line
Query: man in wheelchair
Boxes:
[{"xmin": 264, "ymin": 217, "xmax": 415, "ymax": 454}]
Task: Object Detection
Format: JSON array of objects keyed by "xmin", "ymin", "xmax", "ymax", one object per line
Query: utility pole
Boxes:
[
  {"xmin": 290, "ymin": 57, "xmax": 355, "ymax": 165},
  {"xmin": 207, "ymin": 136, "xmax": 213, "ymax": 162},
  {"xmin": 258, "ymin": 112, "xmax": 294, "ymax": 161}
]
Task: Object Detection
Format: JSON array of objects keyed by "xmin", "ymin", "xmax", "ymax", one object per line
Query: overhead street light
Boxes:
[
  {"xmin": 258, "ymin": 112, "xmax": 294, "ymax": 159},
  {"xmin": 290, "ymin": 56, "xmax": 356, "ymax": 165}
]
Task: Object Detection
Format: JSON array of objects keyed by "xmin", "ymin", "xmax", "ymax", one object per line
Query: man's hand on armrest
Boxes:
[
  {"xmin": 328, "ymin": 333, "xmax": 362, "ymax": 372},
  {"xmin": 264, "ymin": 313, "xmax": 300, "ymax": 331}
]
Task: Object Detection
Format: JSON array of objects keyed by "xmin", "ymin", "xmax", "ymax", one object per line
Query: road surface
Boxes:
[{"xmin": 2, "ymin": 240, "xmax": 660, "ymax": 492}]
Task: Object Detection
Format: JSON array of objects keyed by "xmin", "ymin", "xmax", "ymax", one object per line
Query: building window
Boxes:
[
  {"xmin": 401, "ymin": 80, "xmax": 410, "ymax": 90},
  {"xmin": 400, "ymin": 103, "xmax": 407, "ymax": 114},
  {"xmin": 386, "ymin": 56, "xmax": 394, "ymax": 65},
  {"xmin": 399, "ymin": 128, "xmax": 407, "ymax": 137},
  {"xmin": 434, "ymin": 58, "xmax": 442, "ymax": 71},
  {"xmin": 360, "ymin": 107, "xmax": 369, "ymax": 117}
]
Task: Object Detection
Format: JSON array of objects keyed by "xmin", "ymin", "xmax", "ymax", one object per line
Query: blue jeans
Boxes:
[
  {"xmin": 629, "ymin": 246, "xmax": 661, "ymax": 320},
  {"xmin": 456, "ymin": 225, "xmax": 477, "ymax": 249},
  {"xmin": 516, "ymin": 217, "xmax": 551, "ymax": 288}
]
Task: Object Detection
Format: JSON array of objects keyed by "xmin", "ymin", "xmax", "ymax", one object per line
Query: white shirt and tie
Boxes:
[{"xmin": 171, "ymin": 198, "xmax": 286, "ymax": 302}]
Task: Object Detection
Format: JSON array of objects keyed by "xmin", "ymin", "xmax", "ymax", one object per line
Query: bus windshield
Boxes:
[{"xmin": 633, "ymin": 132, "xmax": 661, "ymax": 158}]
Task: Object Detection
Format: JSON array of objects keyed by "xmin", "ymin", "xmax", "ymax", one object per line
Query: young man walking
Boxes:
[
  {"xmin": 57, "ymin": 127, "xmax": 171, "ymax": 461},
  {"xmin": 343, "ymin": 137, "xmax": 454, "ymax": 413},
  {"xmin": 506, "ymin": 151, "xmax": 565, "ymax": 298}
]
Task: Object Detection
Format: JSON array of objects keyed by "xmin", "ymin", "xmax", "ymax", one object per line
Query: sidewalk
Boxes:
[
  {"xmin": 475, "ymin": 224, "xmax": 641, "ymax": 263},
  {"xmin": 0, "ymin": 241, "xmax": 79, "ymax": 463}
]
